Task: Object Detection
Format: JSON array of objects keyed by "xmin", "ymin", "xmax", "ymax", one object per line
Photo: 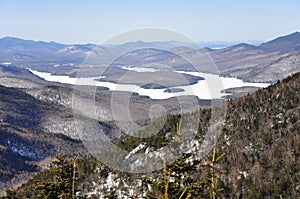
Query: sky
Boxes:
[{"xmin": 0, "ymin": 0, "xmax": 299, "ymax": 44}]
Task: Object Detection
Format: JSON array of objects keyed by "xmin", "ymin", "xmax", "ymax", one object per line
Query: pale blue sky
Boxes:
[{"xmin": 0, "ymin": 0, "xmax": 299, "ymax": 44}]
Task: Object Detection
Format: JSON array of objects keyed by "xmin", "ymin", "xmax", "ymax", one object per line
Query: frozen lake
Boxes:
[{"xmin": 30, "ymin": 69, "xmax": 270, "ymax": 100}]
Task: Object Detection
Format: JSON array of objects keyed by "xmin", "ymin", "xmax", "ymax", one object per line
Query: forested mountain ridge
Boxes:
[
  {"xmin": 2, "ymin": 72, "xmax": 299, "ymax": 198},
  {"xmin": 0, "ymin": 85, "xmax": 85, "ymax": 193},
  {"xmin": 217, "ymin": 72, "xmax": 300, "ymax": 197}
]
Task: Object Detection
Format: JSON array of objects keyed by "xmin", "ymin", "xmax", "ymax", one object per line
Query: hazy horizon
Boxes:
[{"xmin": 1, "ymin": 0, "xmax": 299, "ymax": 44}]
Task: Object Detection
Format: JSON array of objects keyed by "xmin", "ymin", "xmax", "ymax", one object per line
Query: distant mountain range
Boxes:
[
  {"xmin": 0, "ymin": 32, "xmax": 300, "ymax": 83},
  {"xmin": 198, "ymin": 40, "xmax": 263, "ymax": 49}
]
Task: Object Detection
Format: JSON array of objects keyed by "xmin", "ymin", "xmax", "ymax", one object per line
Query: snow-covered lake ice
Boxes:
[{"xmin": 30, "ymin": 69, "xmax": 270, "ymax": 100}]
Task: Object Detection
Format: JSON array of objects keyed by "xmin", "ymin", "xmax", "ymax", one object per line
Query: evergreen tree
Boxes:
[{"xmin": 33, "ymin": 155, "xmax": 82, "ymax": 199}]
